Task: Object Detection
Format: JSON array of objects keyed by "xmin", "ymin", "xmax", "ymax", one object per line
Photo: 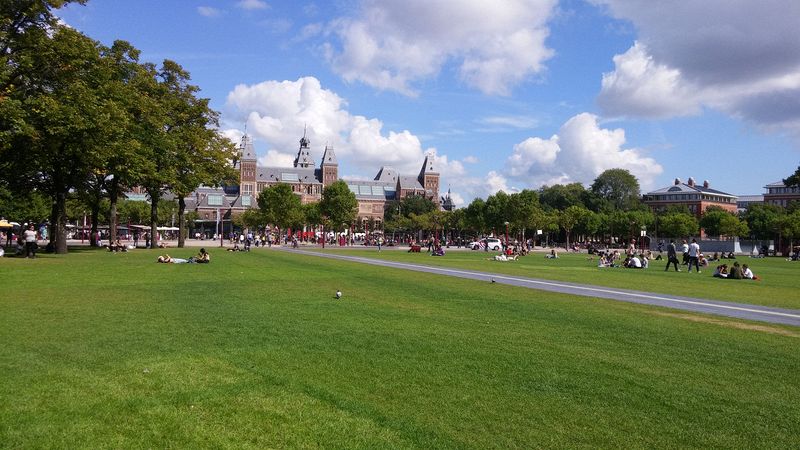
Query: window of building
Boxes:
[
  {"xmin": 242, "ymin": 195, "xmax": 251, "ymax": 207},
  {"xmin": 208, "ymin": 194, "xmax": 223, "ymax": 206},
  {"xmin": 281, "ymin": 172, "xmax": 299, "ymax": 182}
]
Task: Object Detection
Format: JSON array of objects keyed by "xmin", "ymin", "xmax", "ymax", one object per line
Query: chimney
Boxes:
[
  {"xmin": 703, "ymin": 180, "xmax": 709, "ymax": 188},
  {"xmin": 687, "ymin": 177, "xmax": 695, "ymax": 187}
]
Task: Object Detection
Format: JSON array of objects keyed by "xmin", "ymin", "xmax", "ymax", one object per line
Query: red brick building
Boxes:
[
  {"xmin": 763, "ymin": 181, "xmax": 800, "ymax": 208},
  {"xmin": 185, "ymin": 131, "xmax": 440, "ymax": 233},
  {"xmin": 643, "ymin": 177, "xmax": 738, "ymax": 217}
]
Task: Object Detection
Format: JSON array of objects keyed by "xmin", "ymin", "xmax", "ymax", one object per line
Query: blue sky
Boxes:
[{"xmin": 59, "ymin": 0, "xmax": 800, "ymax": 206}]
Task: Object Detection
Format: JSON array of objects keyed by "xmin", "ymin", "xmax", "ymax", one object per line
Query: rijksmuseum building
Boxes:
[{"xmin": 186, "ymin": 132, "xmax": 452, "ymax": 234}]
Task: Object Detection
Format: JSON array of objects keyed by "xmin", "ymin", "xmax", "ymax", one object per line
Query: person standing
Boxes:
[
  {"xmin": 664, "ymin": 240, "xmax": 680, "ymax": 271},
  {"xmin": 687, "ymin": 238, "xmax": 701, "ymax": 273},
  {"xmin": 24, "ymin": 225, "xmax": 37, "ymax": 258},
  {"xmin": 681, "ymin": 239, "xmax": 690, "ymax": 265}
]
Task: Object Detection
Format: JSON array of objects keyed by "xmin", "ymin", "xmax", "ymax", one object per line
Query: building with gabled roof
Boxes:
[{"xmin": 188, "ymin": 131, "xmax": 442, "ymax": 233}]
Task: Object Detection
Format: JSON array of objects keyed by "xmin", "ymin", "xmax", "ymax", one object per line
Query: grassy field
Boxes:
[
  {"xmin": 312, "ymin": 247, "xmax": 800, "ymax": 309},
  {"xmin": 1, "ymin": 248, "xmax": 799, "ymax": 448}
]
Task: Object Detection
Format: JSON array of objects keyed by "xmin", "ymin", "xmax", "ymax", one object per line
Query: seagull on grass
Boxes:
[{"xmin": 335, "ymin": 290, "xmax": 342, "ymax": 299}]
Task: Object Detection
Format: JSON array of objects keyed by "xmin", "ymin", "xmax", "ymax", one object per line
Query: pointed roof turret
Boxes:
[
  {"xmin": 239, "ymin": 134, "xmax": 256, "ymax": 161},
  {"xmin": 320, "ymin": 144, "xmax": 338, "ymax": 166},
  {"xmin": 293, "ymin": 127, "xmax": 315, "ymax": 168},
  {"xmin": 441, "ymin": 188, "xmax": 455, "ymax": 211},
  {"xmin": 373, "ymin": 166, "xmax": 397, "ymax": 182},
  {"xmin": 418, "ymin": 152, "xmax": 439, "ymax": 180}
]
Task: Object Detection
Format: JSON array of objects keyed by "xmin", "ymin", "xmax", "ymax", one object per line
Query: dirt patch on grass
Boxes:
[{"xmin": 651, "ymin": 311, "xmax": 800, "ymax": 337}]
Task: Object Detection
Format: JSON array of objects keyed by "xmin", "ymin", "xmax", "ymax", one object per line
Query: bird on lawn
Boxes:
[
  {"xmin": 491, "ymin": 278, "xmax": 496, "ymax": 283},
  {"xmin": 335, "ymin": 290, "xmax": 342, "ymax": 299}
]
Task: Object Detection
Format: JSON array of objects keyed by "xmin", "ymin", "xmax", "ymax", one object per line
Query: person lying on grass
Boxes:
[
  {"xmin": 489, "ymin": 253, "xmax": 517, "ymax": 261},
  {"xmin": 157, "ymin": 255, "xmax": 188, "ymax": 264}
]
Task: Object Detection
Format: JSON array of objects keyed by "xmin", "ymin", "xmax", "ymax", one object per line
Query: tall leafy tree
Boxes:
[
  {"xmin": 590, "ymin": 168, "xmax": 642, "ymax": 211},
  {"xmin": 484, "ymin": 191, "xmax": 510, "ymax": 235},
  {"xmin": 559, "ymin": 205, "xmax": 590, "ymax": 249},
  {"xmin": 742, "ymin": 203, "xmax": 781, "ymax": 240},
  {"xmin": 258, "ymin": 183, "xmax": 303, "ymax": 233},
  {"xmin": 4, "ymin": 26, "xmax": 113, "ymax": 253},
  {"xmin": 783, "ymin": 164, "xmax": 800, "ymax": 187},
  {"xmin": 539, "ymin": 183, "xmax": 587, "ymax": 211},
  {"xmin": 507, "ymin": 189, "xmax": 540, "ymax": 238},
  {"xmin": 464, "ymin": 197, "xmax": 486, "ymax": 235},
  {"xmin": 657, "ymin": 212, "xmax": 699, "ymax": 238},
  {"xmin": 700, "ymin": 207, "xmax": 748, "ymax": 238},
  {"xmin": 319, "ymin": 180, "xmax": 358, "ymax": 232}
]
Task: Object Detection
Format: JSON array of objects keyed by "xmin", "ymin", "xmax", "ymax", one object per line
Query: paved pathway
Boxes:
[{"xmin": 280, "ymin": 248, "xmax": 800, "ymax": 327}]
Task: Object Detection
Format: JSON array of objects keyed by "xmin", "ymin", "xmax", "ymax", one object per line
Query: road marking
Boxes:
[{"xmin": 291, "ymin": 249, "xmax": 800, "ymax": 321}]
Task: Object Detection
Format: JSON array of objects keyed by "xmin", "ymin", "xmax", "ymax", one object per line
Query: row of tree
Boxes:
[
  {"xmin": 220, "ymin": 167, "xmax": 800, "ymax": 250},
  {"xmin": 0, "ymin": 0, "xmax": 236, "ymax": 252}
]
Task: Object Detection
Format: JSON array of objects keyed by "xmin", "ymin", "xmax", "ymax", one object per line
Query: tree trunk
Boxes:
[
  {"xmin": 90, "ymin": 204, "xmax": 99, "ymax": 247},
  {"xmin": 48, "ymin": 201, "xmax": 58, "ymax": 251},
  {"xmin": 177, "ymin": 197, "xmax": 186, "ymax": 248},
  {"xmin": 55, "ymin": 191, "xmax": 68, "ymax": 254},
  {"xmin": 109, "ymin": 178, "xmax": 119, "ymax": 243},
  {"xmin": 150, "ymin": 194, "xmax": 159, "ymax": 249}
]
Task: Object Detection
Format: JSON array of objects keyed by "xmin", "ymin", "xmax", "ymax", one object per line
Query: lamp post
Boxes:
[{"xmin": 504, "ymin": 221, "xmax": 510, "ymax": 250}]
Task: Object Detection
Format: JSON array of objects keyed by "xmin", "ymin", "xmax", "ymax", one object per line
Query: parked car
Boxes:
[
  {"xmin": 485, "ymin": 238, "xmax": 502, "ymax": 250},
  {"xmin": 468, "ymin": 238, "xmax": 502, "ymax": 251}
]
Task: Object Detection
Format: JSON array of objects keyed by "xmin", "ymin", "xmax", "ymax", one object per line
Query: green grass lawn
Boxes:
[
  {"xmin": 313, "ymin": 247, "xmax": 800, "ymax": 309},
  {"xmin": 1, "ymin": 248, "xmax": 799, "ymax": 448}
]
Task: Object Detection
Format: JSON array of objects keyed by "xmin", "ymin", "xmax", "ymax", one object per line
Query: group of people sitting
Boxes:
[
  {"xmin": 156, "ymin": 248, "xmax": 210, "ymax": 264},
  {"xmin": 712, "ymin": 262, "xmax": 758, "ymax": 280},
  {"xmin": 595, "ymin": 249, "xmax": 651, "ymax": 269},
  {"xmin": 106, "ymin": 239, "xmax": 130, "ymax": 252}
]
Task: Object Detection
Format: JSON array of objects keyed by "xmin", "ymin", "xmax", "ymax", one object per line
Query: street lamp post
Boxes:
[{"xmin": 504, "ymin": 221, "xmax": 509, "ymax": 249}]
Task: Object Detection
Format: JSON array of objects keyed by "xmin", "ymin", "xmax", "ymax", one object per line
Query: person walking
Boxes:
[
  {"xmin": 681, "ymin": 239, "xmax": 690, "ymax": 265},
  {"xmin": 665, "ymin": 239, "xmax": 680, "ymax": 271},
  {"xmin": 23, "ymin": 225, "xmax": 37, "ymax": 258},
  {"xmin": 687, "ymin": 238, "xmax": 701, "ymax": 273}
]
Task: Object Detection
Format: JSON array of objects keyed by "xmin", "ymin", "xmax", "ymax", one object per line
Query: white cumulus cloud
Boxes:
[
  {"xmin": 594, "ymin": 0, "xmax": 800, "ymax": 134},
  {"xmin": 224, "ymin": 76, "xmax": 470, "ymax": 190},
  {"xmin": 505, "ymin": 113, "xmax": 663, "ymax": 190},
  {"xmin": 322, "ymin": 0, "xmax": 557, "ymax": 96}
]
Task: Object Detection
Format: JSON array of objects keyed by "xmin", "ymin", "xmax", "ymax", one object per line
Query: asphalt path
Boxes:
[{"xmin": 280, "ymin": 247, "xmax": 800, "ymax": 327}]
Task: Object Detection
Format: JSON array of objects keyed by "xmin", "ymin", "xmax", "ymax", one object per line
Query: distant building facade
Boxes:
[
  {"xmin": 763, "ymin": 181, "xmax": 800, "ymax": 208},
  {"xmin": 185, "ymin": 131, "xmax": 441, "ymax": 234},
  {"xmin": 642, "ymin": 177, "xmax": 738, "ymax": 217},
  {"xmin": 736, "ymin": 195, "xmax": 764, "ymax": 213}
]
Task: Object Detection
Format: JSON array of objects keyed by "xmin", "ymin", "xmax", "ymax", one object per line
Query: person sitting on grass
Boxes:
[
  {"xmin": 713, "ymin": 264, "xmax": 728, "ymax": 278},
  {"xmin": 742, "ymin": 264, "xmax": 759, "ymax": 280},
  {"xmin": 545, "ymin": 249, "xmax": 558, "ymax": 259},
  {"xmin": 597, "ymin": 254, "xmax": 612, "ymax": 268},
  {"xmin": 227, "ymin": 243, "xmax": 241, "ymax": 252},
  {"xmin": 432, "ymin": 245, "xmax": 445, "ymax": 256},
  {"xmin": 728, "ymin": 261, "xmax": 744, "ymax": 279},
  {"xmin": 699, "ymin": 253, "xmax": 708, "ymax": 267},
  {"xmin": 626, "ymin": 254, "xmax": 643, "ymax": 269},
  {"xmin": 194, "ymin": 248, "xmax": 210, "ymax": 263}
]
